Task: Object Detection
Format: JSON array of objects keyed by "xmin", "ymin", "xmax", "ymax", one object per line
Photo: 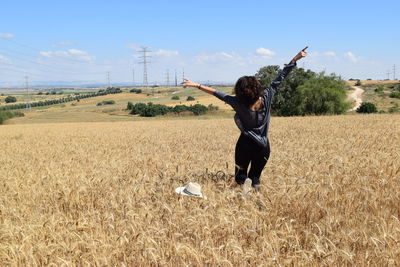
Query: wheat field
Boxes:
[{"xmin": 1, "ymin": 115, "xmax": 399, "ymax": 265}]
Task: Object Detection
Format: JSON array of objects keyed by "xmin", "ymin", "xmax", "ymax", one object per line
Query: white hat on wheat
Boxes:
[{"xmin": 175, "ymin": 182, "xmax": 206, "ymax": 199}]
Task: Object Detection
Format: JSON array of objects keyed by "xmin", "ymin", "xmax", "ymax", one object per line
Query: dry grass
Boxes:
[
  {"xmin": 1, "ymin": 115, "xmax": 400, "ymax": 265},
  {"xmin": 347, "ymin": 80, "xmax": 399, "ymax": 86}
]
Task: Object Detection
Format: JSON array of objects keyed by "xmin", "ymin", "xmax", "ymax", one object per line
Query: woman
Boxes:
[{"xmin": 182, "ymin": 47, "xmax": 308, "ymax": 192}]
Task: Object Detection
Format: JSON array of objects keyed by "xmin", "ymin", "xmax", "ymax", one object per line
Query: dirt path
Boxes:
[{"xmin": 349, "ymin": 86, "xmax": 365, "ymax": 111}]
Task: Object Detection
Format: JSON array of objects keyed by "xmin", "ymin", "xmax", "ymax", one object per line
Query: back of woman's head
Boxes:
[{"xmin": 234, "ymin": 76, "xmax": 263, "ymax": 107}]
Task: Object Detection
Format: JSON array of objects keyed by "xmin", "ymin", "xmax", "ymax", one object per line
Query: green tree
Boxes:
[
  {"xmin": 127, "ymin": 101, "xmax": 134, "ymax": 110},
  {"xmin": 5, "ymin": 96, "xmax": 17, "ymax": 103},
  {"xmin": 256, "ymin": 66, "xmax": 316, "ymax": 115},
  {"xmin": 294, "ymin": 73, "xmax": 351, "ymax": 115}
]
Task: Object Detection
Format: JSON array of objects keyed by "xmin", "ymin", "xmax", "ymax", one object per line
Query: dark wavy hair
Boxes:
[{"xmin": 234, "ymin": 76, "xmax": 263, "ymax": 107}]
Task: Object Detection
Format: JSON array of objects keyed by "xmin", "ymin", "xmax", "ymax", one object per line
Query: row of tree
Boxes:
[
  {"xmin": 127, "ymin": 102, "xmax": 218, "ymax": 117},
  {"xmin": 0, "ymin": 87, "xmax": 122, "ymax": 111},
  {"xmin": 256, "ymin": 66, "xmax": 351, "ymax": 116}
]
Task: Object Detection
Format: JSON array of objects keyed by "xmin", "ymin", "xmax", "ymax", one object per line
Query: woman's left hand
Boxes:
[
  {"xmin": 181, "ymin": 78, "xmax": 200, "ymax": 88},
  {"xmin": 291, "ymin": 46, "xmax": 308, "ymax": 63}
]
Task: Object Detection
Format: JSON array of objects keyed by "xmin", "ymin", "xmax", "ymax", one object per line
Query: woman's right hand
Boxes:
[{"xmin": 181, "ymin": 78, "xmax": 200, "ymax": 88}]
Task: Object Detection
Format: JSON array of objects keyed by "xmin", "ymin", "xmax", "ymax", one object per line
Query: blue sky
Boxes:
[{"xmin": 1, "ymin": 0, "xmax": 399, "ymax": 86}]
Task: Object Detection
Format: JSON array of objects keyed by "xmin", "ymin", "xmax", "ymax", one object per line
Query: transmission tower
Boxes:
[
  {"xmin": 24, "ymin": 76, "xmax": 31, "ymax": 110},
  {"xmin": 393, "ymin": 65, "xmax": 396, "ymax": 80},
  {"xmin": 182, "ymin": 68, "xmax": 185, "ymax": 82},
  {"xmin": 387, "ymin": 70, "xmax": 391, "ymax": 80},
  {"xmin": 174, "ymin": 69, "xmax": 178, "ymax": 86},
  {"xmin": 165, "ymin": 69, "xmax": 170, "ymax": 87},
  {"xmin": 107, "ymin": 71, "xmax": 111, "ymax": 88},
  {"xmin": 138, "ymin": 46, "xmax": 151, "ymax": 93},
  {"xmin": 132, "ymin": 67, "xmax": 135, "ymax": 86}
]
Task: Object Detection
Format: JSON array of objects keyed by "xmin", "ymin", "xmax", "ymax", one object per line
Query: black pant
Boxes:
[{"xmin": 234, "ymin": 134, "xmax": 270, "ymax": 186}]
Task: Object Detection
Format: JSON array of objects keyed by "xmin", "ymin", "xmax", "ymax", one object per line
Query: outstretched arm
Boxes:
[
  {"xmin": 267, "ymin": 46, "xmax": 308, "ymax": 95},
  {"xmin": 181, "ymin": 78, "xmax": 237, "ymax": 108},
  {"xmin": 181, "ymin": 79, "xmax": 216, "ymax": 95}
]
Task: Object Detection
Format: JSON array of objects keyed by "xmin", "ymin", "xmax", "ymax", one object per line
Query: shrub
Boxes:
[
  {"xmin": 0, "ymin": 110, "xmax": 24, "ymax": 124},
  {"xmin": 374, "ymin": 86, "xmax": 384, "ymax": 93},
  {"xmin": 105, "ymin": 87, "xmax": 122, "ymax": 94},
  {"xmin": 357, "ymin": 102, "xmax": 377, "ymax": 113},
  {"xmin": 388, "ymin": 103, "xmax": 399, "ymax": 113},
  {"xmin": 129, "ymin": 102, "xmax": 211, "ymax": 117},
  {"xmin": 5, "ymin": 96, "xmax": 17, "ymax": 103},
  {"xmin": 130, "ymin": 103, "xmax": 147, "ymax": 115},
  {"xmin": 190, "ymin": 104, "xmax": 207, "ymax": 115},
  {"xmin": 389, "ymin": 92, "xmax": 400, "ymax": 98},
  {"xmin": 97, "ymin": 100, "xmax": 116, "ymax": 106},
  {"xmin": 355, "ymin": 80, "xmax": 362, "ymax": 86},
  {"xmin": 171, "ymin": 95, "xmax": 180, "ymax": 100},
  {"xmin": 207, "ymin": 104, "xmax": 219, "ymax": 111},
  {"xmin": 173, "ymin": 105, "xmax": 189, "ymax": 114},
  {"xmin": 130, "ymin": 88, "xmax": 142, "ymax": 94},
  {"xmin": 187, "ymin": 96, "xmax": 195, "ymax": 101}
]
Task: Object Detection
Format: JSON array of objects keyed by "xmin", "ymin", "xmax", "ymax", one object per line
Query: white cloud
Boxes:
[
  {"xmin": 54, "ymin": 41, "xmax": 75, "ymax": 47},
  {"xmin": 0, "ymin": 54, "xmax": 12, "ymax": 64},
  {"xmin": 40, "ymin": 49, "xmax": 95, "ymax": 62},
  {"xmin": 196, "ymin": 52, "xmax": 243, "ymax": 64},
  {"xmin": 0, "ymin": 33, "xmax": 15, "ymax": 39},
  {"xmin": 154, "ymin": 49, "xmax": 179, "ymax": 57},
  {"xmin": 220, "ymin": 52, "xmax": 234, "ymax": 58},
  {"xmin": 345, "ymin": 51, "xmax": 358, "ymax": 62},
  {"xmin": 324, "ymin": 51, "xmax": 336, "ymax": 56},
  {"xmin": 255, "ymin": 47, "xmax": 275, "ymax": 57},
  {"xmin": 310, "ymin": 51, "xmax": 320, "ymax": 57},
  {"xmin": 68, "ymin": 49, "xmax": 87, "ymax": 56},
  {"xmin": 126, "ymin": 43, "xmax": 142, "ymax": 51}
]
